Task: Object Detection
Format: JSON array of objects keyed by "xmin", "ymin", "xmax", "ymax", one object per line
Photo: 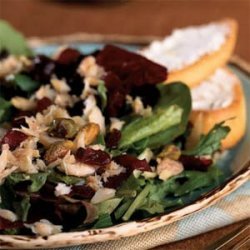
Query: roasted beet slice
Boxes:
[
  {"xmin": 30, "ymin": 55, "xmax": 56, "ymax": 83},
  {"xmin": 105, "ymin": 129, "xmax": 121, "ymax": 149},
  {"xmin": 56, "ymin": 48, "xmax": 82, "ymax": 66},
  {"xmin": 179, "ymin": 155, "xmax": 213, "ymax": 171},
  {"xmin": 96, "ymin": 45, "xmax": 167, "ymax": 117},
  {"xmin": 12, "ymin": 111, "xmax": 33, "ymax": 128},
  {"xmin": 1, "ymin": 130, "xmax": 28, "ymax": 150},
  {"xmin": 114, "ymin": 154, "xmax": 152, "ymax": 172},
  {"xmin": 96, "ymin": 45, "xmax": 167, "ymax": 86},
  {"xmin": 75, "ymin": 147, "xmax": 111, "ymax": 166}
]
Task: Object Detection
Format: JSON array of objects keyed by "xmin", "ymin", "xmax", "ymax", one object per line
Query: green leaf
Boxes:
[
  {"xmin": 122, "ymin": 184, "xmax": 151, "ymax": 221},
  {"xmin": 7, "ymin": 172, "xmax": 49, "ymax": 192},
  {"xmin": 114, "ymin": 199, "xmax": 133, "ymax": 220},
  {"xmin": 95, "ymin": 133, "xmax": 105, "ymax": 146},
  {"xmin": 14, "ymin": 196, "xmax": 31, "ymax": 221},
  {"xmin": 119, "ymin": 105, "xmax": 183, "ymax": 149},
  {"xmin": 144, "ymin": 82, "xmax": 192, "ymax": 149},
  {"xmin": 97, "ymin": 81, "xmax": 107, "ymax": 110},
  {"xmin": 92, "ymin": 213, "xmax": 113, "ymax": 229},
  {"xmin": 0, "ymin": 20, "xmax": 32, "ymax": 56},
  {"xmin": 14, "ymin": 74, "xmax": 39, "ymax": 92},
  {"xmin": 48, "ymin": 170, "xmax": 84, "ymax": 185},
  {"xmin": 183, "ymin": 122, "xmax": 230, "ymax": 156},
  {"xmin": 173, "ymin": 167, "xmax": 223, "ymax": 196},
  {"xmin": 0, "ymin": 97, "xmax": 12, "ymax": 123},
  {"xmin": 96, "ymin": 198, "xmax": 122, "ymax": 215}
]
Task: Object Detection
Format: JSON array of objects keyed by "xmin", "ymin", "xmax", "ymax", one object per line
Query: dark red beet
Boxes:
[
  {"xmin": 179, "ymin": 155, "xmax": 213, "ymax": 171},
  {"xmin": 105, "ymin": 129, "xmax": 121, "ymax": 149},
  {"xmin": 69, "ymin": 185, "xmax": 95, "ymax": 199},
  {"xmin": 113, "ymin": 154, "xmax": 152, "ymax": 172},
  {"xmin": 56, "ymin": 48, "xmax": 82, "ymax": 65},
  {"xmin": 1, "ymin": 130, "xmax": 28, "ymax": 150},
  {"xmin": 96, "ymin": 45, "xmax": 167, "ymax": 117},
  {"xmin": 96, "ymin": 45, "xmax": 167, "ymax": 86},
  {"xmin": 36, "ymin": 97, "xmax": 52, "ymax": 113},
  {"xmin": 75, "ymin": 147, "xmax": 111, "ymax": 166},
  {"xmin": 31, "ymin": 55, "xmax": 56, "ymax": 83}
]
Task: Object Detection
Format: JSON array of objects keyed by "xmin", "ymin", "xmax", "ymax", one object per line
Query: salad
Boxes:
[{"xmin": 0, "ymin": 21, "xmax": 230, "ymax": 236}]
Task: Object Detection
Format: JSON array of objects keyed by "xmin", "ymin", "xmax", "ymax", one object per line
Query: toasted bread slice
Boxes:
[
  {"xmin": 187, "ymin": 67, "xmax": 246, "ymax": 149},
  {"xmin": 141, "ymin": 19, "xmax": 238, "ymax": 88}
]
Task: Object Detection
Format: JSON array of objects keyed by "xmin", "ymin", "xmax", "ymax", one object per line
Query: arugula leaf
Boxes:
[
  {"xmin": 122, "ymin": 184, "xmax": 151, "ymax": 221},
  {"xmin": 14, "ymin": 196, "xmax": 31, "ymax": 221},
  {"xmin": 48, "ymin": 170, "xmax": 84, "ymax": 185},
  {"xmin": 119, "ymin": 105, "xmax": 182, "ymax": 149},
  {"xmin": 14, "ymin": 74, "xmax": 39, "ymax": 92},
  {"xmin": 114, "ymin": 199, "xmax": 133, "ymax": 220},
  {"xmin": 0, "ymin": 20, "xmax": 32, "ymax": 56},
  {"xmin": 183, "ymin": 122, "xmax": 230, "ymax": 156},
  {"xmin": 92, "ymin": 213, "xmax": 113, "ymax": 229},
  {"xmin": 173, "ymin": 167, "xmax": 223, "ymax": 196},
  {"xmin": 96, "ymin": 198, "xmax": 122, "ymax": 215},
  {"xmin": 97, "ymin": 81, "xmax": 107, "ymax": 110},
  {"xmin": 0, "ymin": 97, "xmax": 12, "ymax": 123},
  {"xmin": 7, "ymin": 172, "xmax": 48, "ymax": 192}
]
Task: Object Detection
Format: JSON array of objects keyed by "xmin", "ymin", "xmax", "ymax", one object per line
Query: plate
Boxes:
[{"xmin": 0, "ymin": 41, "xmax": 249, "ymax": 249}]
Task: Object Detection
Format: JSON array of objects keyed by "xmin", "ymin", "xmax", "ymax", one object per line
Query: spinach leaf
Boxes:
[
  {"xmin": 14, "ymin": 74, "xmax": 39, "ymax": 92},
  {"xmin": 97, "ymin": 81, "xmax": 107, "ymax": 111},
  {"xmin": 0, "ymin": 20, "xmax": 32, "ymax": 56},
  {"xmin": 0, "ymin": 97, "xmax": 12, "ymax": 123},
  {"xmin": 144, "ymin": 82, "xmax": 192, "ymax": 149},
  {"xmin": 7, "ymin": 172, "xmax": 49, "ymax": 192},
  {"xmin": 92, "ymin": 213, "xmax": 113, "ymax": 229},
  {"xmin": 183, "ymin": 122, "xmax": 230, "ymax": 156},
  {"xmin": 119, "ymin": 105, "xmax": 182, "ymax": 148}
]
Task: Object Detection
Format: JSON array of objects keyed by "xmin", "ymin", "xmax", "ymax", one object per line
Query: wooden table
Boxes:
[
  {"xmin": 1, "ymin": 1, "xmax": 249, "ymax": 249},
  {"xmin": 1, "ymin": 0, "xmax": 250, "ymax": 61}
]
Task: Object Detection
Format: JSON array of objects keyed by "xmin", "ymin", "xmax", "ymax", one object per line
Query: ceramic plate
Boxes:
[{"xmin": 0, "ymin": 41, "xmax": 249, "ymax": 249}]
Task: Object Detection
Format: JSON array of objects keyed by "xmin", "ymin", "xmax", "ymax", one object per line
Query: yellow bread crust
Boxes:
[
  {"xmin": 188, "ymin": 68, "xmax": 246, "ymax": 149},
  {"xmin": 166, "ymin": 19, "xmax": 238, "ymax": 88}
]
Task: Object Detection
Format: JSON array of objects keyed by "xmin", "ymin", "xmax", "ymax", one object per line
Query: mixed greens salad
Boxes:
[{"xmin": 0, "ymin": 21, "xmax": 230, "ymax": 236}]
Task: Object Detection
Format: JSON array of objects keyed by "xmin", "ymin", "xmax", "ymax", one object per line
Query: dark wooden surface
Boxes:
[
  {"xmin": 1, "ymin": 1, "xmax": 249, "ymax": 249},
  {"xmin": 0, "ymin": 0, "xmax": 250, "ymax": 61}
]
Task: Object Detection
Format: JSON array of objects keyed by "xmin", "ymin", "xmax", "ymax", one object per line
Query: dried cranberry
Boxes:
[
  {"xmin": 103, "ymin": 172, "xmax": 129, "ymax": 189},
  {"xmin": 0, "ymin": 217, "xmax": 23, "ymax": 230},
  {"xmin": 113, "ymin": 154, "xmax": 151, "ymax": 173},
  {"xmin": 75, "ymin": 147, "xmax": 111, "ymax": 166},
  {"xmin": 66, "ymin": 73, "xmax": 84, "ymax": 96},
  {"xmin": 69, "ymin": 185, "xmax": 95, "ymax": 199},
  {"xmin": 179, "ymin": 155, "xmax": 212, "ymax": 171},
  {"xmin": 56, "ymin": 48, "xmax": 82, "ymax": 66},
  {"xmin": 105, "ymin": 129, "xmax": 121, "ymax": 149},
  {"xmin": 36, "ymin": 97, "xmax": 52, "ymax": 113},
  {"xmin": 1, "ymin": 130, "xmax": 28, "ymax": 150}
]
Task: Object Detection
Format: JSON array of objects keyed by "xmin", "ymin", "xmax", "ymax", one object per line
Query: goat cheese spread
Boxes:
[
  {"xmin": 141, "ymin": 22, "xmax": 230, "ymax": 71},
  {"xmin": 191, "ymin": 68, "xmax": 236, "ymax": 110}
]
